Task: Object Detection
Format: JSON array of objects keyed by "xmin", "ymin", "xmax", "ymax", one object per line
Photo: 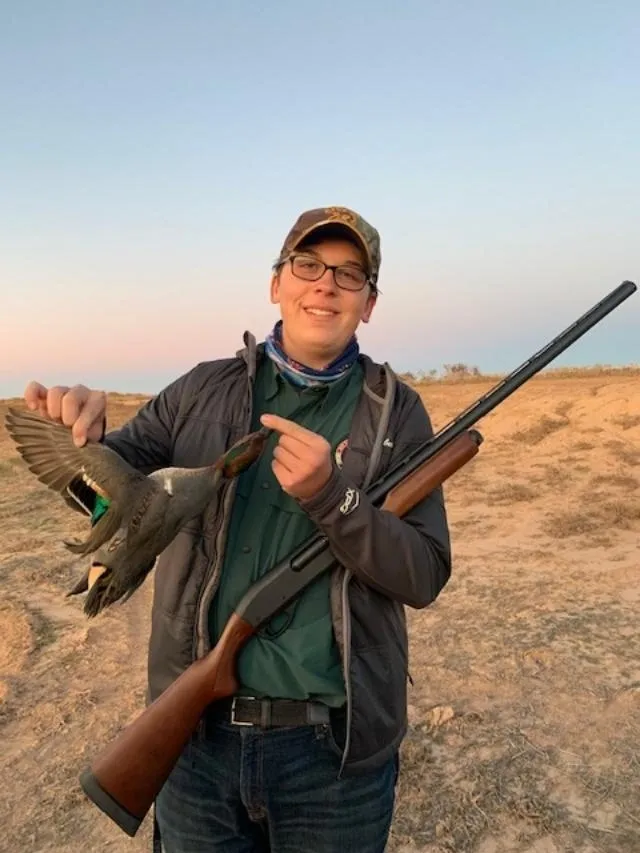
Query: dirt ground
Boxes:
[{"xmin": 1, "ymin": 369, "xmax": 638, "ymax": 853}]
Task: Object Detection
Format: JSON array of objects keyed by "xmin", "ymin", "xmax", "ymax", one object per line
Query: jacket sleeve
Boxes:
[
  {"xmin": 99, "ymin": 369, "xmax": 194, "ymax": 473},
  {"xmin": 297, "ymin": 392, "xmax": 452, "ymax": 610}
]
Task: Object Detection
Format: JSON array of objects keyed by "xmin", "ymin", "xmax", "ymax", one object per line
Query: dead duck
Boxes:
[{"xmin": 5, "ymin": 407, "xmax": 272, "ymax": 617}]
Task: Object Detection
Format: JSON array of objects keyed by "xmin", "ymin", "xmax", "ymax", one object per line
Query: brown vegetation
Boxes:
[{"xmin": 1, "ymin": 366, "xmax": 639, "ymax": 852}]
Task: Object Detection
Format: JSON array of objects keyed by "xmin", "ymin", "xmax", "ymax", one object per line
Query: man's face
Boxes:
[{"xmin": 270, "ymin": 236, "xmax": 377, "ymax": 368}]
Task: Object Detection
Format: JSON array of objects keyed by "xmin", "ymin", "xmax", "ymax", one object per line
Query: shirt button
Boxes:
[
  {"xmin": 261, "ymin": 481, "xmax": 270, "ymax": 489},
  {"xmin": 242, "ymin": 546, "xmax": 252, "ymax": 554}
]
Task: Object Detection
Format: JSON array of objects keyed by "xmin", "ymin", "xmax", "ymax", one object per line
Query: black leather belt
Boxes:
[{"xmin": 205, "ymin": 696, "xmax": 332, "ymax": 729}]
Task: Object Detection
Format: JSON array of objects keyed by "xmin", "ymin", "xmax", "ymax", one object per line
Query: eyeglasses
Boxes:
[{"xmin": 282, "ymin": 254, "xmax": 376, "ymax": 293}]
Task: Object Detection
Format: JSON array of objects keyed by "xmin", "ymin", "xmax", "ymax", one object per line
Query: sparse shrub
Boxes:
[
  {"xmin": 442, "ymin": 363, "xmax": 481, "ymax": 380},
  {"xmin": 510, "ymin": 415, "xmax": 569, "ymax": 445},
  {"xmin": 486, "ymin": 483, "xmax": 538, "ymax": 505},
  {"xmin": 544, "ymin": 501, "xmax": 640, "ymax": 538},
  {"xmin": 605, "ymin": 440, "xmax": 640, "ymax": 467},
  {"xmin": 612, "ymin": 413, "xmax": 640, "ymax": 430}
]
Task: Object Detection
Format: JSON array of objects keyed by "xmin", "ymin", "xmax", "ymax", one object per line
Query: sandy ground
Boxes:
[{"xmin": 0, "ymin": 369, "xmax": 638, "ymax": 853}]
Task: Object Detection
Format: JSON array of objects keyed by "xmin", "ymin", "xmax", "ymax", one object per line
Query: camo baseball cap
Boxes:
[{"xmin": 277, "ymin": 206, "xmax": 382, "ymax": 288}]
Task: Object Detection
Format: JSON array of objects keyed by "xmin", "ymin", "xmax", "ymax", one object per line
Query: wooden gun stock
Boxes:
[
  {"xmin": 381, "ymin": 430, "xmax": 482, "ymax": 516},
  {"xmin": 80, "ymin": 613, "xmax": 256, "ymax": 836}
]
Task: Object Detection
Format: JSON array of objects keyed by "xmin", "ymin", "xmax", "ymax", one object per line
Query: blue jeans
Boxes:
[{"xmin": 154, "ymin": 719, "xmax": 399, "ymax": 852}]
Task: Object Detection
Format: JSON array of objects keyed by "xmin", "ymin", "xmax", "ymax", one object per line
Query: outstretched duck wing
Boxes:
[{"xmin": 4, "ymin": 407, "xmax": 151, "ymax": 508}]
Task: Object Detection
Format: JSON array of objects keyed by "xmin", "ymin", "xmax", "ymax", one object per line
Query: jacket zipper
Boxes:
[
  {"xmin": 192, "ymin": 356, "xmax": 256, "ymax": 742},
  {"xmin": 338, "ymin": 364, "xmax": 397, "ymax": 776},
  {"xmin": 193, "ymin": 364, "xmax": 255, "ymax": 660},
  {"xmin": 195, "ymin": 479, "xmax": 240, "ymax": 659}
]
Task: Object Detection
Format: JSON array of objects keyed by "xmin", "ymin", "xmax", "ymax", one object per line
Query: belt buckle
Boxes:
[{"xmin": 230, "ymin": 696, "xmax": 255, "ymax": 726}]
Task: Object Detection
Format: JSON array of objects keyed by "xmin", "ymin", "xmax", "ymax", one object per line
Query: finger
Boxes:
[
  {"xmin": 71, "ymin": 391, "xmax": 107, "ymax": 447},
  {"xmin": 61, "ymin": 385, "xmax": 90, "ymax": 427},
  {"xmin": 276, "ymin": 433, "xmax": 308, "ymax": 459},
  {"xmin": 272, "ymin": 443, "xmax": 300, "ymax": 471},
  {"xmin": 260, "ymin": 414, "xmax": 314, "ymax": 443},
  {"xmin": 24, "ymin": 380, "xmax": 48, "ymax": 411},
  {"xmin": 271, "ymin": 459, "xmax": 294, "ymax": 493},
  {"xmin": 46, "ymin": 386, "xmax": 71, "ymax": 421},
  {"xmin": 85, "ymin": 417, "xmax": 107, "ymax": 444}
]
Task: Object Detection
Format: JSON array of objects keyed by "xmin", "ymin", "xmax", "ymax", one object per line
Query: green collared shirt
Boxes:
[{"xmin": 208, "ymin": 356, "xmax": 364, "ymax": 706}]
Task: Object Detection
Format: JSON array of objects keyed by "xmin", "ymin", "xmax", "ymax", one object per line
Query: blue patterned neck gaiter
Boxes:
[{"xmin": 264, "ymin": 320, "xmax": 359, "ymax": 388}]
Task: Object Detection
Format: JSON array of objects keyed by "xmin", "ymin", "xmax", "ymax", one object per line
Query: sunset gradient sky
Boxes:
[{"xmin": 2, "ymin": 1, "xmax": 638, "ymax": 398}]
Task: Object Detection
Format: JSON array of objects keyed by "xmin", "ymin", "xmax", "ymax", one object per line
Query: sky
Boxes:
[{"xmin": 1, "ymin": 0, "xmax": 638, "ymax": 398}]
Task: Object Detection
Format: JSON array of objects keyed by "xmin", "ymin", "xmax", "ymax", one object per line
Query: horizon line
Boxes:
[{"xmin": 2, "ymin": 362, "xmax": 638, "ymax": 404}]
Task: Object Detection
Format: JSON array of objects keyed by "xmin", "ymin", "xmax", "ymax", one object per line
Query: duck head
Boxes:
[{"xmin": 216, "ymin": 426, "xmax": 273, "ymax": 479}]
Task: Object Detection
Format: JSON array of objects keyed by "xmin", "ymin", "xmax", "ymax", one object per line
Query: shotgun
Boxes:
[{"xmin": 78, "ymin": 280, "xmax": 636, "ymax": 837}]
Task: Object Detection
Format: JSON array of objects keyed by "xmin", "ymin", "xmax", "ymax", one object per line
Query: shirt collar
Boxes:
[{"xmin": 262, "ymin": 357, "xmax": 358, "ymax": 407}]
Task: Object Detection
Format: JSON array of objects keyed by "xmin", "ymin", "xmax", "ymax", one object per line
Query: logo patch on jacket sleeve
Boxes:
[
  {"xmin": 339, "ymin": 487, "xmax": 360, "ymax": 516},
  {"xmin": 334, "ymin": 437, "xmax": 349, "ymax": 469}
]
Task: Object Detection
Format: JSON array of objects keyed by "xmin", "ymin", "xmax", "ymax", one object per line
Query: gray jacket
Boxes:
[{"xmin": 101, "ymin": 333, "xmax": 452, "ymax": 775}]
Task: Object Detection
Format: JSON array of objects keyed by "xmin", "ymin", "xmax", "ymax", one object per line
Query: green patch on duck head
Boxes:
[{"xmin": 218, "ymin": 427, "xmax": 273, "ymax": 479}]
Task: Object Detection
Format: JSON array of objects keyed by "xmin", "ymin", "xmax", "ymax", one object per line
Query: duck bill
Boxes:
[{"xmin": 88, "ymin": 563, "xmax": 108, "ymax": 590}]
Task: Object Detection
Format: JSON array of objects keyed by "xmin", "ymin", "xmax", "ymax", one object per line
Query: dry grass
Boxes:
[
  {"xmin": 612, "ymin": 413, "xmax": 640, "ymax": 431},
  {"xmin": 510, "ymin": 415, "xmax": 570, "ymax": 445},
  {"xmin": 605, "ymin": 440, "xmax": 640, "ymax": 467},
  {"xmin": 1, "ymin": 368, "xmax": 639, "ymax": 853},
  {"xmin": 406, "ymin": 364, "xmax": 640, "ymax": 386},
  {"xmin": 544, "ymin": 501, "xmax": 640, "ymax": 539}
]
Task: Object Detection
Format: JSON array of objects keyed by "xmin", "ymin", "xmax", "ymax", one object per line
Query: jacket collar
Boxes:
[{"xmin": 235, "ymin": 329, "xmax": 392, "ymax": 400}]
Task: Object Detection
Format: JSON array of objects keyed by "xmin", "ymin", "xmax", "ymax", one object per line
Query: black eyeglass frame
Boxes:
[{"xmin": 275, "ymin": 253, "xmax": 381, "ymax": 294}]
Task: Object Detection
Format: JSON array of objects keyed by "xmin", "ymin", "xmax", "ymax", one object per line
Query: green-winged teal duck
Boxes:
[{"xmin": 5, "ymin": 407, "xmax": 272, "ymax": 617}]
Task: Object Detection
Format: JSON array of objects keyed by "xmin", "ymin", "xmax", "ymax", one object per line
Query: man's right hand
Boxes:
[{"xmin": 24, "ymin": 381, "xmax": 107, "ymax": 447}]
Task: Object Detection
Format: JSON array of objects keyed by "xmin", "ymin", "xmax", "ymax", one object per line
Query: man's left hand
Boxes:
[{"xmin": 260, "ymin": 413, "xmax": 333, "ymax": 501}]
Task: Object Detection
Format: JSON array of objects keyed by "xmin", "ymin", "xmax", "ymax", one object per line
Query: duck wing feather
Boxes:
[{"xmin": 5, "ymin": 407, "xmax": 160, "ymax": 552}]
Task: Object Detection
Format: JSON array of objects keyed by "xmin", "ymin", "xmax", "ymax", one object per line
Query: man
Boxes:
[{"xmin": 24, "ymin": 206, "xmax": 452, "ymax": 852}]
